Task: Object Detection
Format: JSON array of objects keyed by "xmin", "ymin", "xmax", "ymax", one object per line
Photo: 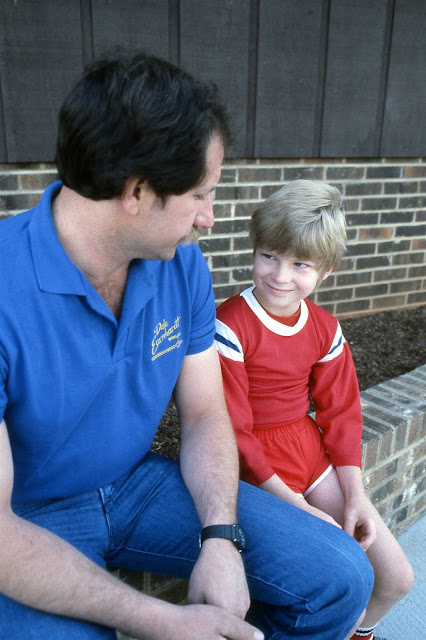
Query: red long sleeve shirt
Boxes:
[{"xmin": 215, "ymin": 287, "xmax": 363, "ymax": 486}]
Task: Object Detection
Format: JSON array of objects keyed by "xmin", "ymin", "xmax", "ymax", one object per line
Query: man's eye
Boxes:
[{"xmin": 195, "ymin": 194, "xmax": 204, "ymax": 201}]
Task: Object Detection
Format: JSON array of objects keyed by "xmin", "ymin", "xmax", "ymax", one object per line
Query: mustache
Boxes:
[{"xmin": 182, "ymin": 227, "xmax": 201, "ymax": 245}]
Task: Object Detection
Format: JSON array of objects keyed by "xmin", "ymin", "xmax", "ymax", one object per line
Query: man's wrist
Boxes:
[{"xmin": 199, "ymin": 524, "xmax": 247, "ymax": 553}]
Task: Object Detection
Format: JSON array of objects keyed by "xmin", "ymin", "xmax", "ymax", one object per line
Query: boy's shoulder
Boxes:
[
  {"xmin": 216, "ymin": 289, "xmax": 250, "ymax": 332},
  {"xmin": 305, "ymin": 298, "xmax": 340, "ymax": 332},
  {"xmin": 217, "ymin": 292, "xmax": 246, "ymax": 314}
]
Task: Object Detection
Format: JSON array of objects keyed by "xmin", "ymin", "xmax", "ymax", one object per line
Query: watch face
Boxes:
[{"xmin": 236, "ymin": 525, "xmax": 247, "ymax": 550}]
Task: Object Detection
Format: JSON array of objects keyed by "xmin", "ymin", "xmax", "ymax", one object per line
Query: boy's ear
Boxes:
[{"xmin": 321, "ymin": 266, "xmax": 334, "ymax": 282}]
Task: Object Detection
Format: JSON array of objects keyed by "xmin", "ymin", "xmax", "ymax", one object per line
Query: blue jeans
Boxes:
[{"xmin": 2, "ymin": 453, "xmax": 373, "ymax": 639}]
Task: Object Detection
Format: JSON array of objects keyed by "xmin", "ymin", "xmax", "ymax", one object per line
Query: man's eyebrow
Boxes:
[{"xmin": 198, "ymin": 183, "xmax": 217, "ymax": 194}]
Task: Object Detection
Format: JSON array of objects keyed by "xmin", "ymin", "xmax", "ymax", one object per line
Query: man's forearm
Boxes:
[
  {"xmin": 179, "ymin": 407, "xmax": 240, "ymax": 526},
  {"xmin": 0, "ymin": 512, "xmax": 175, "ymax": 638}
]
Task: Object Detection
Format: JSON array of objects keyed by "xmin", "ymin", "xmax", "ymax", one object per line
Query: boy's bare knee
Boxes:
[
  {"xmin": 375, "ymin": 562, "xmax": 414, "ymax": 602},
  {"xmin": 398, "ymin": 563, "xmax": 415, "ymax": 597}
]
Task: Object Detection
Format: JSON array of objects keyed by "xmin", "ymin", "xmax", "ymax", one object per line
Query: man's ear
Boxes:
[{"xmin": 121, "ymin": 177, "xmax": 152, "ymax": 216}]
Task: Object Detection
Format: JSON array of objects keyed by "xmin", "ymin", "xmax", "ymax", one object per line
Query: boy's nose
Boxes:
[{"xmin": 274, "ymin": 263, "xmax": 292, "ymax": 282}]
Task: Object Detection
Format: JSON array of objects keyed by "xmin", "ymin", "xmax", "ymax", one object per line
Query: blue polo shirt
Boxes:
[{"xmin": 0, "ymin": 182, "xmax": 216, "ymax": 502}]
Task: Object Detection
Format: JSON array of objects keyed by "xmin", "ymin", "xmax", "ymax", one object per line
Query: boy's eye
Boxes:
[
  {"xmin": 295, "ymin": 262, "xmax": 308, "ymax": 268},
  {"xmin": 262, "ymin": 252, "xmax": 275, "ymax": 260}
]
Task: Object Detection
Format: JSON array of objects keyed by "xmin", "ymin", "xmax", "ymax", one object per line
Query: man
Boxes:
[{"xmin": 0, "ymin": 52, "xmax": 373, "ymax": 639}]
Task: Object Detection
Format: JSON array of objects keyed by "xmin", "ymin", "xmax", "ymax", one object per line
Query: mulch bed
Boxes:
[{"xmin": 151, "ymin": 305, "xmax": 426, "ymax": 460}]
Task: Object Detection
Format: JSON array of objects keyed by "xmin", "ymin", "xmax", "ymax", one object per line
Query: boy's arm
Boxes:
[
  {"xmin": 336, "ymin": 465, "xmax": 376, "ymax": 550},
  {"xmin": 310, "ymin": 341, "xmax": 363, "ymax": 468}
]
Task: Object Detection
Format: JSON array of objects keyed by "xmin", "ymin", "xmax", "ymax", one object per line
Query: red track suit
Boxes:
[{"xmin": 215, "ymin": 286, "xmax": 363, "ymax": 492}]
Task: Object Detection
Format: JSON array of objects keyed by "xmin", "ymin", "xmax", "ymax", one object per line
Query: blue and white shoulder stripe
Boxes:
[
  {"xmin": 214, "ymin": 319, "xmax": 244, "ymax": 362},
  {"xmin": 317, "ymin": 322, "xmax": 346, "ymax": 363}
]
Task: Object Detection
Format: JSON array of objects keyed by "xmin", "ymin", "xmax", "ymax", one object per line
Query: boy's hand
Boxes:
[{"xmin": 343, "ymin": 499, "xmax": 377, "ymax": 551}]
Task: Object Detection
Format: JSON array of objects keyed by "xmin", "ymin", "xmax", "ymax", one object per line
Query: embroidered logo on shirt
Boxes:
[{"xmin": 151, "ymin": 316, "xmax": 182, "ymax": 361}]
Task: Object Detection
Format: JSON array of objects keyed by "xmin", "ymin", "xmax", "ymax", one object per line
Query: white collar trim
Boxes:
[{"xmin": 240, "ymin": 286, "xmax": 309, "ymax": 336}]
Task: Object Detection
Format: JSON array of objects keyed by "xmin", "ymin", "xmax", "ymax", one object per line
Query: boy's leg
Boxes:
[
  {"xmin": 306, "ymin": 469, "xmax": 414, "ymax": 634},
  {"xmin": 105, "ymin": 453, "xmax": 374, "ymax": 640},
  {"xmin": 2, "ymin": 492, "xmax": 117, "ymax": 640}
]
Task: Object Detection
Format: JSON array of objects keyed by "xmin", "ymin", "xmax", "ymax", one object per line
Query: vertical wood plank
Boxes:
[
  {"xmin": 321, "ymin": 0, "xmax": 390, "ymax": 157},
  {"xmin": 180, "ymin": 0, "xmax": 251, "ymax": 157},
  {"xmin": 91, "ymin": 0, "xmax": 170, "ymax": 60},
  {"xmin": 255, "ymin": 0, "xmax": 326, "ymax": 158},
  {"xmin": 0, "ymin": 68, "xmax": 7, "ymax": 161},
  {"xmin": 0, "ymin": 0, "xmax": 83, "ymax": 162},
  {"xmin": 381, "ymin": 0, "xmax": 426, "ymax": 156}
]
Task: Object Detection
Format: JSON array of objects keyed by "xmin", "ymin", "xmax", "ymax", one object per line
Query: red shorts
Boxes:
[{"xmin": 253, "ymin": 414, "xmax": 332, "ymax": 496}]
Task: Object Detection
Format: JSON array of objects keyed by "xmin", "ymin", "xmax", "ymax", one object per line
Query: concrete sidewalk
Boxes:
[{"xmin": 374, "ymin": 513, "xmax": 426, "ymax": 639}]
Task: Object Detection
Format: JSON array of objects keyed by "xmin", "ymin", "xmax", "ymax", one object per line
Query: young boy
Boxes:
[{"xmin": 215, "ymin": 180, "xmax": 414, "ymax": 640}]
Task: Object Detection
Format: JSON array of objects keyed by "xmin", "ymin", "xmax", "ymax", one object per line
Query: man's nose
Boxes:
[{"xmin": 195, "ymin": 194, "xmax": 215, "ymax": 229}]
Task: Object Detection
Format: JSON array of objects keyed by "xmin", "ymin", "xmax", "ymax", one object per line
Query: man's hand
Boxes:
[
  {"xmin": 187, "ymin": 539, "xmax": 250, "ymax": 619},
  {"xmin": 167, "ymin": 604, "xmax": 264, "ymax": 640}
]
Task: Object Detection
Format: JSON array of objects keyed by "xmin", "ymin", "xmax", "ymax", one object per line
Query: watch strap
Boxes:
[{"xmin": 199, "ymin": 524, "xmax": 245, "ymax": 552}]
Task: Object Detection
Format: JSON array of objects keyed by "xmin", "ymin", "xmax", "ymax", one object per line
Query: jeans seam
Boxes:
[
  {"xmin": 110, "ymin": 545, "xmax": 196, "ymax": 566},
  {"xmin": 98, "ymin": 488, "xmax": 114, "ymax": 554}
]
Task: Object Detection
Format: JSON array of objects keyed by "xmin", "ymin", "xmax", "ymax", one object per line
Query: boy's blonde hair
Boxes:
[{"xmin": 249, "ymin": 180, "xmax": 347, "ymax": 276}]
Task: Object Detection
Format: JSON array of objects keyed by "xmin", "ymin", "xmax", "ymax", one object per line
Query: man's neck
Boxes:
[{"xmin": 52, "ymin": 186, "xmax": 130, "ymax": 289}]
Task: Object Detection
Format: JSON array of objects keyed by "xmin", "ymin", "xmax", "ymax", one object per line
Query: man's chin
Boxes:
[{"xmin": 181, "ymin": 229, "xmax": 200, "ymax": 246}]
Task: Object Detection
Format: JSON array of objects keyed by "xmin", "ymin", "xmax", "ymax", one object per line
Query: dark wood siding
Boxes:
[
  {"xmin": 0, "ymin": 0, "xmax": 83, "ymax": 162},
  {"xmin": 1, "ymin": 0, "xmax": 425, "ymax": 162},
  {"xmin": 381, "ymin": 0, "xmax": 426, "ymax": 156}
]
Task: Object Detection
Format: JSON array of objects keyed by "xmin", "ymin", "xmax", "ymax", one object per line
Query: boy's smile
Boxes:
[{"xmin": 252, "ymin": 248, "xmax": 332, "ymax": 317}]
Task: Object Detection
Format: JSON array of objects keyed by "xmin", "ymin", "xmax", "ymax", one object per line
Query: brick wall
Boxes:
[{"xmin": 1, "ymin": 158, "xmax": 425, "ymax": 318}]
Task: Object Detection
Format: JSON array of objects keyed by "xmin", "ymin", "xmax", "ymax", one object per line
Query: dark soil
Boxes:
[
  {"xmin": 151, "ymin": 305, "xmax": 426, "ymax": 460},
  {"xmin": 339, "ymin": 305, "xmax": 425, "ymax": 390}
]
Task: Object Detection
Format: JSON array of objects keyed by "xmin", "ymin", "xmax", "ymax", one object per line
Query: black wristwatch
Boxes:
[{"xmin": 199, "ymin": 524, "xmax": 247, "ymax": 553}]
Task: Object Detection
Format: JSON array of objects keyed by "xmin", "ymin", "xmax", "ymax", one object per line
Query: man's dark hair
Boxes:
[{"xmin": 55, "ymin": 52, "xmax": 232, "ymax": 200}]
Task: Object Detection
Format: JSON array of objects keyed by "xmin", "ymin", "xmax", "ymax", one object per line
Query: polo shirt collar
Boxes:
[
  {"xmin": 29, "ymin": 181, "xmax": 162, "ymax": 329},
  {"xmin": 29, "ymin": 181, "xmax": 87, "ymax": 295}
]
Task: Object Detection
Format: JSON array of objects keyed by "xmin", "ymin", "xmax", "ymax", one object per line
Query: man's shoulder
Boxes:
[
  {"xmin": 170, "ymin": 243, "xmax": 212, "ymax": 288},
  {"xmin": 0, "ymin": 209, "xmax": 33, "ymax": 246},
  {"xmin": 0, "ymin": 211, "xmax": 34, "ymax": 285}
]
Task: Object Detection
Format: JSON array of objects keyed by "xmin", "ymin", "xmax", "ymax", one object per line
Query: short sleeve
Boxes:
[{"xmin": 0, "ymin": 341, "xmax": 8, "ymax": 422}]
